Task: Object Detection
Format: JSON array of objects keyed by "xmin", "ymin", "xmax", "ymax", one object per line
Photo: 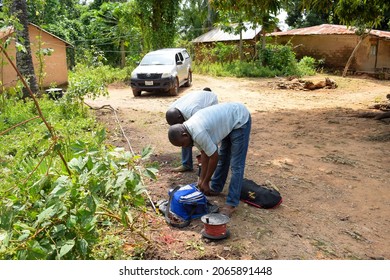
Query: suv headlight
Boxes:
[
  {"xmin": 161, "ymin": 73, "xmax": 172, "ymax": 78},
  {"xmin": 131, "ymin": 72, "xmax": 137, "ymax": 79}
]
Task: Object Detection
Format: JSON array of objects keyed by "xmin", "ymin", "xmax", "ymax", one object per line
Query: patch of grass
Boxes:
[
  {"xmin": 366, "ymin": 133, "xmax": 390, "ymax": 142},
  {"xmin": 312, "ymin": 239, "xmax": 338, "ymax": 258},
  {"xmin": 321, "ymin": 154, "xmax": 357, "ymax": 166}
]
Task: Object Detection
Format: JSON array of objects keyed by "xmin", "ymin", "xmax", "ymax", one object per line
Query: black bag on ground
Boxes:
[{"xmin": 240, "ymin": 179, "xmax": 282, "ymax": 209}]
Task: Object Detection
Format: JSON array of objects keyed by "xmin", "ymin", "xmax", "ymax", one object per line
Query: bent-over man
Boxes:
[
  {"xmin": 166, "ymin": 87, "xmax": 218, "ymax": 172},
  {"xmin": 168, "ymin": 102, "xmax": 251, "ymax": 217}
]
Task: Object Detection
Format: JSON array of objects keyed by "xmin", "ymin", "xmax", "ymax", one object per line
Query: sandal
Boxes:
[
  {"xmin": 204, "ymin": 190, "xmax": 220, "ymax": 196},
  {"xmin": 171, "ymin": 165, "xmax": 193, "ymax": 172},
  {"xmin": 220, "ymin": 205, "xmax": 236, "ymax": 217}
]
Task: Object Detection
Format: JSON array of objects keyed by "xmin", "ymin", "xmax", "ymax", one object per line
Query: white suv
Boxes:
[{"xmin": 130, "ymin": 48, "xmax": 192, "ymax": 97}]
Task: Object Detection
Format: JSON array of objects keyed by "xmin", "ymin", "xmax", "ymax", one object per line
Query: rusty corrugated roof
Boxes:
[
  {"xmin": 269, "ymin": 24, "xmax": 390, "ymax": 39},
  {"xmin": 0, "ymin": 23, "xmax": 73, "ymax": 46},
  {"xmin": 192, "ymin": 22, "xmax": 262, "ymax": 43}
]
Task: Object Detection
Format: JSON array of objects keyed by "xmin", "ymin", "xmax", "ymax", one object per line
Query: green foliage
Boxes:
[
  {"xmin": 211, "ymin": 0, "xmax": 282, "ymax": 34},
  {"xmin": 177, "ymin": 0, "xmax": 217, "ymax": 41},
  {"xmin": 259, "ymin": 44, "xmax": 299, "ymax": 75},
  {"xmin": 135, "ymin": 0, "xmax": 181, "ymax": 51},
  {"xmin": 195, "ymin": 61, "xmax": 267, "ymax": 77},
  {"xmin": 67, "ymin": 63, "xmax": 133, "ymax": 102},
  {"xmin": 67, "ymin": 68, "xmax": 108, "ymax": 102},
  {"xmin": 301, "ymin": 0, "xmax": 390, "ymax": 30},
  {"xmin": 194, "ymin": 43, "xmax": 317, "ymax": 77},
  {"xmin": 336, "ymin": 0, "xmax": 388, "ymax": 28},
  {"xmin": 211, "ymin": 42, "xmax": 237, "ymax": 64},
  {"xmin": 284, "ymin": 0, "xmax": 339, "ymax": 28},
  {"xmin": 27, "ymin": 0, "xmax": 83, "ymax": 25},
  {"xmin": 0, "ymin": 97, "xmax": 157, "ymax": 259},
  {"xmin": 90, "ymin": 1, "xmax": 139, "ymax": 68},
  {"xmin": 297, "ymin": 56, "xmax": 318, "ymax": 76}
]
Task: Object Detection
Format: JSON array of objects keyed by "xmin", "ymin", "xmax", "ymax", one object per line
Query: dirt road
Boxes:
[{"xmin": 87, "ymin": 74, "xmax": 390, "ymax": 260}]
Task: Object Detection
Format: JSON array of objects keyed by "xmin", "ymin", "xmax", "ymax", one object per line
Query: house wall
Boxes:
[
  {"xmin": 1, "ymin": 25, "xmax": 68, "ymax": 90},
  {"xmin": 29, "ymin": 25, "xmax": 68, "ymax": 87},
  {"xmin": 271, "ymin": 34, "xmax": 359, "ymax": 70},
  {"xmin": 375, "ymin": 39, "xmax": 390, "ymax": 71},
  {"xmin": 270, "ymin": 34, "xmax": 390, "ymax": 73}
]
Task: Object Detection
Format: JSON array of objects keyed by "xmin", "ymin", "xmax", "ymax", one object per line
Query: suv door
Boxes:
[{"xmin": 175, "ymin": 52, "xmax": 186, "ymax": 83}]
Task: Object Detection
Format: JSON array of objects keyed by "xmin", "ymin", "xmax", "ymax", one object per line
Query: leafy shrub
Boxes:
[
  {"xmin": 258, "ymin": 44, "xmax": 299, "ymax": 75},
  {"xmin": 211, "ymin": 42, "xmax": 237, "ymax": 64},
  {"xmin": 67, "ymin": 64, "xmax": 132, "ymax": 102},
  {"xmin": 297, "ymin": 56, "xmax": 317, "ymax": 76},
  {"xmin": 194, "ymin": 43, "xmax": 317, "ymax": 78},
  {"xmin": 0, "ymin": 97, "xmax": 157, "ymax": 259}
]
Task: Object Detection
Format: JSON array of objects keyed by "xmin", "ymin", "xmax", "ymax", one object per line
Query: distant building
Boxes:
[
  {"xmin": 269, "ymin": 24, "xmax": 390, "ymax": 76},
  {"xmin": 192, "ymin": 22, "xmax": 280, "ymax": 62},
  {"xmin": 1, "ymin": 23, "xmax": 72, "ymax": 89}
]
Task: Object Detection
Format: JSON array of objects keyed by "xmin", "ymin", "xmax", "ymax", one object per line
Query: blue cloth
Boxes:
[
  {"xmin": 211, "ymin": 116, "xmax": 251, "ymax": 207},
  {"xmin": 181, "ymin": 146, "xmax": 193, "ymax": 169},
  {"xmin": 168, "ymin": 183, "xmax": 208, "ymax": 220}
]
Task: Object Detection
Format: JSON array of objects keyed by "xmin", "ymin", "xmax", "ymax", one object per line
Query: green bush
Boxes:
[
  {"xmin": 0, "ymin": 97, "xmax": 157, "ymax": 259},
  {"xmin": 211, "ymin": 42, "xmax": 237, "ymax": 64},
  {"xmin": 67, "ymin": 64, "xmax": 133, "ymax": 102},
  {"xmin": 193, "ymin": 44, "xmax": 317, "ymax": 78},
  {"xmin": 297, "ymin": 56, "xmax": 318, "ymax": 76},
  {"xmin": 258, "ymin": 44, "xmax": 299, "ymax": 75}
]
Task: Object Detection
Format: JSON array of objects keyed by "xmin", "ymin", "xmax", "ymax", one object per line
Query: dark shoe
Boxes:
[
  {"xmin": 220, "ymin": 205, "xmax": 236, "ymax": 218},
  {"xmin": 204, "ymin": 190, "xmax": 220, "ymax": 196},
  {"xmin": 171, "ymin": 165, "xmax": 193, "ymax": 172}
]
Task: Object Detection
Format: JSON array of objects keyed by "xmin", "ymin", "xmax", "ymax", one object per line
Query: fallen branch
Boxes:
[
  {"xmin": 84, "ymin": 101, "xmax": 135, "ymax": 155},
  {"xmin": 274, "ymin": 77, "xmax": 338, "ymax": 91},
  {"xmin": 353, "ymin": 111, "xmax": 390, "ymax": 120},
  {"xmin": 83, "ymin": 102, "xmax": 116, "ymax": 111},
  {"xmin": 0, "ymin": 115, "xmax": 40, "ymax": 136}
]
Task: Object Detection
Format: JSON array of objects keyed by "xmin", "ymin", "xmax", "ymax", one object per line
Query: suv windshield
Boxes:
[{"xmin": 140, "ymin": 54, "xmax": 174, "ymax": 66}]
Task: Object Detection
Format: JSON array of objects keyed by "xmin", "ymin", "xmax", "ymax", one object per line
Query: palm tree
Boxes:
[{"xmin": 11, "ymin": 0, "xmax": 39, "ymax": 97}]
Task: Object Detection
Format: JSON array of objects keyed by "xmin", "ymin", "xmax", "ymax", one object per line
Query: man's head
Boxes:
[
  {"xmin": 203, "ymin": 87, "xmax": 212, "ymax": 92},
  {"xmin": 168, "ymin": 124, "xmax": 193, "ymax": 147},
  {"xmin": 166, "ymin": 107, "xmax": 185, "ymax": 125}
]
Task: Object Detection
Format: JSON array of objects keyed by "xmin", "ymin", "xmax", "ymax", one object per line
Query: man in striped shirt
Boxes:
[
  {"xmin": 166, "ymin": 87, "xmax": 218, "ymax": 172},
  {"xmin": 168, "ymin": 102, "xmax": 251, "ymax": 217}
]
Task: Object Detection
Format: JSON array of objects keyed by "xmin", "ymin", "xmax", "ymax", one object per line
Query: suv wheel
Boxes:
[
  {"xmin": 184, "ymin": 71, "xmax": 192, "ymax": 87},
  {"xmin": 132, "ymin": 89, "xmax": 141, "ymax": 97},
  {"xmin": 169, "ymin": 78, "xmax": 179, "ymax": 96}
]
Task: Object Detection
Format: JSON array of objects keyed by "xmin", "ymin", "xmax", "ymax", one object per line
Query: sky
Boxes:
[{"xmin": 277, "ymin": 10, "xmax": 289, "ymax": 31}]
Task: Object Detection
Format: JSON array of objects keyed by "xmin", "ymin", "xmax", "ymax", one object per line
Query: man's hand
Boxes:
[{"xmin": 198, "ymin": 181, "xmax": 211, "ymax": 195}]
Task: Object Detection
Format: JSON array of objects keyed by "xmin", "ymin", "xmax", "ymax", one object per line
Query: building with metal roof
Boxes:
[
  {"xmin": 192, "ymin": 23, "xmax": 263, "ymax": 43},
  {"xmin": 191, "ymin": 22, "xmax": 280, "ymax": 62},
  {"xmin": 1, "ymin": 23, "xmax": 72, "ymax": 89},
  {"xmin": 269, "ymin": 24, "xmax": 390, "ymax": 76}
]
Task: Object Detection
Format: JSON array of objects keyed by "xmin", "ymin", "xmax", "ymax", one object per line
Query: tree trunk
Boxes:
[
  {"xmin": 262, "ymin": 29, "xmax": 266, "ymax": 50},
  {"xmin": 11, "ymin": 0, "xmax": 39, "ymax": 98},
  {"xmin": 239, "ymin": 30, "xmax": 243, "ymax": 61},
  {"xmin": 120, "ymin": 40, "xmax": 125, "ymax": 69}
]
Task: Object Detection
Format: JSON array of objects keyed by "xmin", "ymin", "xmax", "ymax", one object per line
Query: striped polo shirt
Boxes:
[
  {"xmin": 184, "ymin": 102, "xmax": 250, "ymax": 156},
  {"xmin": 169, "ymin": 90, "xmax": 218, "ymax": 120}
]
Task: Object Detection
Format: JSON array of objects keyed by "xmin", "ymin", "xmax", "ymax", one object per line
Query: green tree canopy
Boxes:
[{"xmin": 135, "ymin": 0, "xmax": 181, "ymax": 51}]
